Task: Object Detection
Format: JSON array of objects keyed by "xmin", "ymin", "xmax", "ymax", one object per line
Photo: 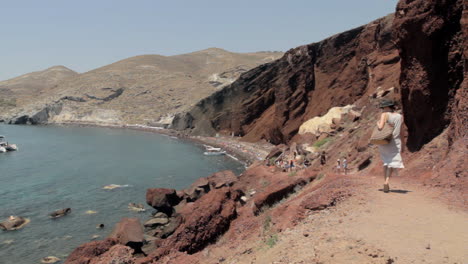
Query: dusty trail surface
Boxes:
[{"xmin": 219, "ymin": 176, "xmax": 467, "ymax": 264}]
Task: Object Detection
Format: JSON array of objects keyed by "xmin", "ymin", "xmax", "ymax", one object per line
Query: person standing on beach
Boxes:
[
  {"xmin": 342, "ymin": 158, "xmax": 348, "ymax": 175},
  {"xmin": 336, "ymin": 159, "xmax": 341, "ymax": 174},
  {"xmin": 376, "ymin": 100, "xmax": 404, "ymax": 193},
  {"xmin": 320, "ymin": 151, "xmax": 327, "ymax": 165}
]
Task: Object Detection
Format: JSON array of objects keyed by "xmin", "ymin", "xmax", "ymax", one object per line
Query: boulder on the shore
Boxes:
[
  {"xmin": 207, "ymin": 170, "xmax": 238, "ymax": 189},
  {"xmin": 109, "ymin": 218, "xmax": 144, "ymax": 252},
  {"xmin": 49, "ymin": 208, "xmax": 71, "ymax": 218},
  {"xmin": 65, "ymin": 238, "xmax": 118, "ymax": 264},
  {"xmin": 148, "ymin": 187, "xmax": 239, "ymax": 258},
  {"xmin": 183, "ymin": 177, "xmax": 210, "ymax": 202},
  {"xmin": 0, "ymin": 216, "xmax": 29, "ymax": 231},
  {"xmin": 147, "ymin": 213, "xmax": 182, "ymax": 239},
  {"xmin": 146, "ymin": 188, "xmax": 180, "ymax": 215},
  {"xmin": 88, "ymin": 245, "xmax": 135, "ymax": 264},
  {"xmin": 144, "ymin": 217, "xmax": 169, "ymax": 228}
]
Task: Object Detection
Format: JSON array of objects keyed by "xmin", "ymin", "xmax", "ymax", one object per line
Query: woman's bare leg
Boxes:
[
  {"xmin": 383, "ymin": 165, "xmax": 388, "ymax": 183},
  {"xmin": 385, "ymin": 167, "xmax": 393, "ymax": 184}
]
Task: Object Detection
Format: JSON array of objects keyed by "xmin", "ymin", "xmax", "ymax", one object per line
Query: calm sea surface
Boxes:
[{"xmin": 0, "ymin": 124, "xmax": 244, "ymax": 264}]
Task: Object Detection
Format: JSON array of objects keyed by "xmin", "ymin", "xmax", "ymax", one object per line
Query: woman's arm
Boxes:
[{"xmin": 377, "ymin": 113, "xmax": 387, "ymax": 130}]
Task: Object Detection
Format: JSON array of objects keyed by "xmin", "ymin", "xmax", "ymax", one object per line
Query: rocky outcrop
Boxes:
[
  {"xmin": 88, "ymin": 245, "xmax": 134, "ymax": 264},
  {"xmin": 145, "ymin": 188, "xmax": 180, "ymax": 216},
  {"xmin": 393, "ymin": 0, "xmax": 466, "ymax": 151},
  {"xmin": 173, "ymin": 14, "xmax": 400, "ymax": 144},
  {"xmin": 65, "ymin": 238, "xmax": 118, "ymax": 264},
  {"xmin": 146, "ymin": 187, "xmax": 239, "ymax": 260},
  {"xmin": 109, "ymin": 218, "xmax": 144, "ymax": 252},
  {"xmin": 7, "ymin": 102, "xmax": 63, "ymax": 125}
]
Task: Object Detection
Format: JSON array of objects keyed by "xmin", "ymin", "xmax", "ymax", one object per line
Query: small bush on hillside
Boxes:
[
  {"xmin": 313, "ymin": 137, "xmax": 331, "ymax": 148},
  {"xmin": 265, "ymin": 234, "xmax": 278, "ymax": 248}
]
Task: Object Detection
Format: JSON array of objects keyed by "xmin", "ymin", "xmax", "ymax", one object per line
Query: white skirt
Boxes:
[{"xmin": 378, "ymin": 137, "xmax": 404, "ymax": 168}]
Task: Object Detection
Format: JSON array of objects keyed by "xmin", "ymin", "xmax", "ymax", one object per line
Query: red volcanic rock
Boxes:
[
  {"xmin": 252, "ymin": 174, "xmax": 316, "ymax": 215},
  {"xmin": 109, "ymin": 218, "xmax": 144, "ymax": 252},
  {"xmin": 147, "ymin": 187, "xmax": 238, "ymax": 260},
  {"xmin": 146, "ymin": 188, "xmax": 180, "ymax": 215},
  {"xmin": 265, "ymin": 144, "xmax": 287, "ymax": 161},
  {"xmin": 173, "ymin": 14, "xmax": 399, "ymax": 144},
  {"xmin": 183, "ymin": 177, "xmax": 210, "ymax": 202},
  {"xmin": 207, "ymin": 170, "xmax": 238, "ymax": 189},
  {"xmin": 300, "ymin": 183, "xmax": 347, "ymax": 211},
  {"xmin": 89, "ymin": 245, "xmax": 134, "ymax": 264},
  {"xmin": 393, "ymin": 0, "xmax": 465, "ymax": 151},
  {"xmin": 65, "ymin": 238, "xmax": 118, "ymax": 264}
]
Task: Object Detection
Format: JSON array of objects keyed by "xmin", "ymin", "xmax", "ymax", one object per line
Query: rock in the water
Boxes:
[
  {"xmin": 0, "ymin": 216, "xmax": 29, "ymax": 231},
  {"xmin": 96, "ymin": 224, "xmax": 105, "ymax": 229},
  {"xmin": 41, "ymin": 256, "xmax": 61, "ymax": 264},
  {"xmin": 144, "ymin": 217, "xmax": 169, "ymax": 228},
  {"xmin": 109, "ymin": 218, "xmax": 144, "ymax": 253},
  {"xmin": 128, "ymin": 203, "xmax": 145, "ymax": 212},
  {"xmin": 145, "ymin": 188, "xmax": 180, "ymax": 215},
  {"xmin": 49, "ymin": 208, "xmax": 71, "ymax": 218}
]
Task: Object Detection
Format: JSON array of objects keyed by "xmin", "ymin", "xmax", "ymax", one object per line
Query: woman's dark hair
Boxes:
[{"xmin": 387, "ymin": 105, "xmax": 396, "ymax": 112}]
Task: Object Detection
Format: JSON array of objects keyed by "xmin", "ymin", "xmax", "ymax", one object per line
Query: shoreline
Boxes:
[{"xmin": 1, "ymin": 121, "xmax": 273, "ymax": 165}]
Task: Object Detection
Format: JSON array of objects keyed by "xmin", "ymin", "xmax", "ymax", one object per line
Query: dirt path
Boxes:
[{"xmin": 220, "ymin": 175, "xmax": 468, "ymax": 264}]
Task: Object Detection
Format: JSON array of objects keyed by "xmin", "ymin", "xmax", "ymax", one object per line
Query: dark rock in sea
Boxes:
[
  {"xmin": 49, "ymin": 208, "xmax": 71, "ymax": 218},
  {"xmin": 0, "ymin": 216, "xmax": 29, "ymax": 231},
  {"xmin": 109, "ymin": 218, "xmax": 144, "ymax": 253},
  {"xmin": 96, "ymin": 224, "xmax": 105, "ymax": 229},
  {"xmin": 146, "ymin": 188, "xmax": 180, "ymax": 216},
  {"xmin": 40, "ymin": 256, "xmax": 61, "ymax": 264}
]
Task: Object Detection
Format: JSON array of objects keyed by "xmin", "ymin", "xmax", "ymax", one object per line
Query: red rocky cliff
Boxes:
[{"xmin": 173, "ymin": 14, "xmax": 400, "ymax": 144}]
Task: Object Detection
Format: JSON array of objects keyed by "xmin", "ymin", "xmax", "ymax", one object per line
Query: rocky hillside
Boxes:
[
  {"xmin": 0, "ymin": 66, "xmax": 77, "ymax": 114},
  {"xmin": 63, "ymin": 1, "xmax": 466, "ymax": 263},
  {"xmin": 2, "ymin": 48, "xmax": 282, "ymax": 125},
  {"xmin": 173, "ymin": 14, "xmax": 400, "ymax": 144},
  {"xmin": 174, "ymin": 0, "xmax": 466, "ymax": 187}
]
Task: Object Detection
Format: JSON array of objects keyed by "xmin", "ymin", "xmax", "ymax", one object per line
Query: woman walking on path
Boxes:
[{"xmin": 377, "ymin": 100, "xmax": 404, "ymax": 193}]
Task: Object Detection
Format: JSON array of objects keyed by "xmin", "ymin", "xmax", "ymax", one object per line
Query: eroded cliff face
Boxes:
[
  {"xmin": 173, "ymin": 14, "xmax": 400, "ymax": 144},
  {"xmin": 393, "ymin": 0, "xmax": 466, "ymax": 151}
]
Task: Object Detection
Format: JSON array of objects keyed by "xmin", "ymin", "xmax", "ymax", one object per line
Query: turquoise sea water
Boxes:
[{"xmin": 0, "ymin": 124, "xmax": 244, "ymax": 264}]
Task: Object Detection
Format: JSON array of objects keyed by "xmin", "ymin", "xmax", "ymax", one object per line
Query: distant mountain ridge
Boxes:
[{"xmin": 0, "ymin": 48, "xmax": 283, "ymax": 124}]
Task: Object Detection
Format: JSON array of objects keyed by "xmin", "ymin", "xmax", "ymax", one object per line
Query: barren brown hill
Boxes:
[
  {"xmin": 3, "ymin": 48, "xmax": 282, "ymax": 125},
  {"xmin": 0, "ymin": 66, "xmax": 77, "ymax": 114}
]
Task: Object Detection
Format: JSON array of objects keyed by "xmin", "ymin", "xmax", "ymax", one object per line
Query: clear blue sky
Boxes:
[{"xmin": 0, "ymin": 0, "xmax": 398, "ymax": 81}]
